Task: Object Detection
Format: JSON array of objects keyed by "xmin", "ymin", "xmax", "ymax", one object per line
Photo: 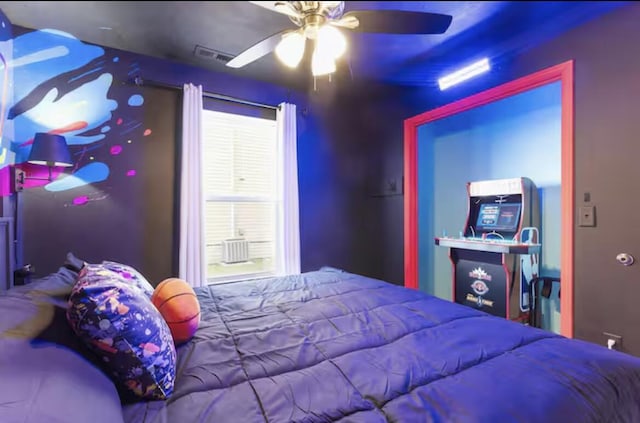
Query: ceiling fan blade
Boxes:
[
  {"xmin": 329, "ymin": 14, "xmax": 360, "ymax": 30},
  {"xmin": 249, "ymin": 1, "xmax": 302, "ymax": 19},
  {"xmin": 342, "ymin": 10, "xmax": 453, "ymax": 34},
  {"xmin": 226, "ymin": 30, "xmax": 289, "ymax": 69}
]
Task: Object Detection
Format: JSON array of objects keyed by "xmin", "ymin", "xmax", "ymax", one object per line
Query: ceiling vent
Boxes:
[{"xmin": 193, "ymin": 45, "xmax": 234, "ymax": 64}]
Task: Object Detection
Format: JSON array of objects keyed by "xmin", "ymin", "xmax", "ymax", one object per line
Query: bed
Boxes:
[{"xmin": 2, "ymin": 259, "xmax": 640, "ymax": 423}]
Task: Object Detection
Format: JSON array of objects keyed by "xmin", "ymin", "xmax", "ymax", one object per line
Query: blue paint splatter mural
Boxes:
[
  {"xmin": 6, "ymin": 13, "xmax": 302, "ymax": 285},
  {"xmin": 46, "ymin": 161, "xmax": 110, "ymax": 192},
  {"xmin": 0, "ymin": 10, "xmax": 14, "ymax": 195},
  {"xmin": 1, "ymin": 27, "xmax": 151, "ymax": 200},
  {"xmin": 128, "ymin": 94, "xmax": 144, "ymax": 107}
]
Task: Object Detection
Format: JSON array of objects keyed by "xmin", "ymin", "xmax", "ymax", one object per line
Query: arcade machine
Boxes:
[{"xmin": 435, "ymin": 177, "xmax": 541, "ymax": 323}]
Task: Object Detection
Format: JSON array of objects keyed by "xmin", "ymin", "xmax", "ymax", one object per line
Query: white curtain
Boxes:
[
  {"xmin": 179, "ymin": 83, "xmax": 206, "ymax": 288},
  {"xmin": 276, "ymin": 103, "xmax": 301, "ymax": 275}
]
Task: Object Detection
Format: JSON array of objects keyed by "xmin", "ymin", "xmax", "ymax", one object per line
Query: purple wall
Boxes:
[
  {"xmin": 6, "ymin": 23, "xmax": 401, "ymax": 287},
  {"xmin": 3, "ymin": 25, "xmax": 296, "ymax": 283}
]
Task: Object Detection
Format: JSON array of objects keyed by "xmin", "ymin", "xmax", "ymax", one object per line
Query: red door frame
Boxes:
[{"xmin": 403, "ymin": 60, "xmax": 574, "ymax": 338}]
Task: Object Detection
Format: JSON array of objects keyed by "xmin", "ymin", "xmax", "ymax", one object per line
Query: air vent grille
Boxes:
[
  {"xmin": 194, "ymin": 45, "xmax": 234, "ymax": 63},
  {"xmin": 215, "ymin": 53, "xmax": 235, "ymax": 63}
]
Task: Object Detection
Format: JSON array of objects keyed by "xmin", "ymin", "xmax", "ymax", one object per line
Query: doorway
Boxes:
[{"xmin": 403, "ymin": 61, "xmax": 574, "ymax": 337}]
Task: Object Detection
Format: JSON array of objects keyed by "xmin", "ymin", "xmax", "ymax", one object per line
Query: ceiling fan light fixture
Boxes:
[
  {"xmin": 235, "ymin": 2, "xmax": 455, "ymax": 81},
  {"xmin": 275, "ymin": 31, "xmax": 305, "ymax": 68},
  {"xmin": 311, "ymin": 47, "xmax": 336, "ymax": 77},
  {"xmin": 316, "ymin": 24, "xmax": 347, "ymax": 59}
]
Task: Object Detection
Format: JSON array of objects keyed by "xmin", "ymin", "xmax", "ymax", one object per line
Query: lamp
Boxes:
[
  {"xmin": 13, "ymin": 133, "xmax": 73, "ymax": 192},
  {"xmin": 316, "ymin": 25, "xmax": 346, "ymax": 59},
  {"xmin": 311, "ymin": 48, "xmax": 336, "ymax": 77},
  {"xmin": 274, "ymin": 24, "xmax": 347, "ymax": 77},
  {"xmin": 275, "ymin": 31, "xmax": 306, "ymax": 68}
]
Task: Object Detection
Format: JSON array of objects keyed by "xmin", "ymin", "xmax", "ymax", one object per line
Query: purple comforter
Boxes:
[{"xmin": 122, "ymin": 268, "xmax": 640, "ymax": 423}]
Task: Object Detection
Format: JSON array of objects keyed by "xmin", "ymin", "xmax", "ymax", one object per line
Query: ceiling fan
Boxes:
[{"xmin": 226, "ymin": 1, "xmax": 453, "ymax": 77}]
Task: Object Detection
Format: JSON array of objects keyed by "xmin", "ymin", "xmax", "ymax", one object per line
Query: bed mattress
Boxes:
[{"xmin": 122, "ymin": 268, "xmax": 640, "ymax": 423}]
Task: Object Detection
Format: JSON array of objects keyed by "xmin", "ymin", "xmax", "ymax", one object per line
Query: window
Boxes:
[{"xmin": 202, "ymin": 110, "xmax": 278, "ymax": 283}]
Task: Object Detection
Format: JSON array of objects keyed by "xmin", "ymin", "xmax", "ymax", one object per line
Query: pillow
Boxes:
[
  {"xmin": 66, "ymin": 265, "xmax": 176, "ymax": 401},
  {"xmin": 64, "ymin": 251, "xmax": 88, "ymax": 273},
  {"xmin": 0, "ymin": 265, "xmax": 125, "ymax": 423},
  {"xmin": 99, "ymin": 260, "xmax": 154, "ymax": 297}
]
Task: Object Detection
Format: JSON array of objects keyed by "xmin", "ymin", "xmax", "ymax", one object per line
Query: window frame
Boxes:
[{"xmin": 201, "ymin": 109, "xmax": 280, "ymax": 285}]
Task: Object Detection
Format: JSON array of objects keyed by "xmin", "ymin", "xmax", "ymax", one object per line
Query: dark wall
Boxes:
[
  {"xmin": 21, "ymin": 87, "xmax": 178, "ymax": 286},
  {"xmin": 304, "ymin": 67, "xmax": 530, "ymax": 288},
  {"xmin": 507, "ymin": 2, "xmax": 640, "ymax": 353},
  {"xmin": 7, "ymin": 25, "xmax": 312, "ymax": 285},
  {"xmin": 8, "ymin": 23, "xmax": 407, "ymax": 288},
  {"xmin": 370, "ymin": 3, "xmax": 640, "ymax": 351},
  {"xmin": 299, "ymin": 81, "xmax": 415, "ymax": 285},
  {"xmin": 296, "ymin": 81, "xmax": 380, "ymax": 278}
]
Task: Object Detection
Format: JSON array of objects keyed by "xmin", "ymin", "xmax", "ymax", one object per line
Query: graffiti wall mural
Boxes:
[
  {"xmin": 5, "ymin": 23, "xmax": 180, "ymax": 284},
  {"xmin": 0, "ymin": 11, "xmax": 13, "ymax": 197},
  {"xmin": 4, "ymin": 26, "xmax": 153, "ymax": 205},
  {"xmin": 2, "ymin": 19, "xmax": 302, "ymax": 284}
]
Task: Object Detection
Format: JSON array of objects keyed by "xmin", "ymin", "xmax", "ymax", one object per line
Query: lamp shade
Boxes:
[{"xmin": 28, "ymin": 133, "xmax": 73, "ymax": 167}]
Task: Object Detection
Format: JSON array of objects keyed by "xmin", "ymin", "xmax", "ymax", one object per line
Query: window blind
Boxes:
[
  {"xmin": 201, "ymin": 110, "xmax": 277, "ymax": 277},
  {"xmin": 202, "ymin": 110, "xmax": 276, "ymax": 198}
]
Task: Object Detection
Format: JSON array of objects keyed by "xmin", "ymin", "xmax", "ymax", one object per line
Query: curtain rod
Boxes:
[{"xmin": 127, "ymin": 76, "xmax": 280, "ymax": 111}]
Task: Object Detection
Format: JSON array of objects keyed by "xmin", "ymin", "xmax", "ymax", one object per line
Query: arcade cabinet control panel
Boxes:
[{"xmin": 435, "ymin": 235, "xmax": 541, "ymax": 255}]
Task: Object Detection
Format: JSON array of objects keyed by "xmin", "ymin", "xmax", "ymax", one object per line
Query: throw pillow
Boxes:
[{"xmin": 66, "ymin": 266, "xmax": 176, "ymax": 401}]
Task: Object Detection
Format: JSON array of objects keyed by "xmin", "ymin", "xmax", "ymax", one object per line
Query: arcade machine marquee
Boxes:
[{"xmin": 435, "ymin": 177, "xmax": 541, "ymax": 322}]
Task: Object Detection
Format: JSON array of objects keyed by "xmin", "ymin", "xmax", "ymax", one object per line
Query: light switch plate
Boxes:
[
  {"xmin": 579, "ymin": 205, "xmax": 596, "ymax": 227},
  {"xmin": 370, "ymin": 176, "xmax": 403, "ymax": 197},
  {"xmin": 382, "ymin": 177, "xmax": 402, "ymax": 196}
]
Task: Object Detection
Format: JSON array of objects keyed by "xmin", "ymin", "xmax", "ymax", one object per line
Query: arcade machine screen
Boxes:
[{"xmin": 475, "ymin": 203, "xmax": 522, "ymax": 233}]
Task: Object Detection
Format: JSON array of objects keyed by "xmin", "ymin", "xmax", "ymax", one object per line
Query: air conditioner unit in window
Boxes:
[{"xmin": 221, "ymin": 238, "xmax": 250, "ymax": 264}]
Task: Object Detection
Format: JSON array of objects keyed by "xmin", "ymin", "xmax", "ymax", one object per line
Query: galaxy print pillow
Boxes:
[
  {"xmin": 99, "ymin": 260, "xmax": 155, "ymax": 297},
  {"xmin": 66, "ymin": 265, "xmax": 176, "ymax": 401}
]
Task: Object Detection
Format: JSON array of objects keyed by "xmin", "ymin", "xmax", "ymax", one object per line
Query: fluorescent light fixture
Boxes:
[{"xmin": 438, "ymin": 58, "xmax": 491, "ymax": 91}]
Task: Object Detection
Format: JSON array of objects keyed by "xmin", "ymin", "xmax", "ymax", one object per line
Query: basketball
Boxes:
[{"xmin": 151, "ymin": 278, "xmax": 200, "ymax": 345}]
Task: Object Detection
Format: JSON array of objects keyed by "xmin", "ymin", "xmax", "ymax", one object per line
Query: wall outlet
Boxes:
[
  {"xmin": 603, "ymin": 332, "xmax": 622, "ymax": 351},
  {"xmin": 578, "ymin": 205, "xmax": 596, "ymax": 227}
]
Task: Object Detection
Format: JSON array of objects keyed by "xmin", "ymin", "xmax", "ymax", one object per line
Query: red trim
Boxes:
[
  {"xmin": 560, "ymin": 61, "xmax": 575, "ymax": 339},
  {"xmin": 404, "ymin": 60, "xmax": 575, "ymax": 338},
  {"xmin": 404, "ymin": 120, "xmax": 418, "ymax": 289}
]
